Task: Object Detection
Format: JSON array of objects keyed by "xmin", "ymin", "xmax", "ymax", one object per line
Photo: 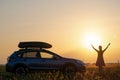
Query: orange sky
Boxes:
[{"xmin": 0, "ymin": 0, "xmax": 120, "ymax": 64}]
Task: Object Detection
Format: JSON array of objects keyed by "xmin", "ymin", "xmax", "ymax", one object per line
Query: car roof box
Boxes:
[{"xmin": 18, "ymin": 41, "xmax": 52, "ymax": 49}]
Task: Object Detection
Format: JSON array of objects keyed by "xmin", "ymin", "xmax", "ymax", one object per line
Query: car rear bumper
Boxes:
[{"xmin": 6, "ymin": 64, "xmax": 14, "ymax": 72}]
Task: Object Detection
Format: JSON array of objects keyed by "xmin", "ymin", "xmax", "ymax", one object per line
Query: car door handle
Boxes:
[{"xmin": 42, "ymin": 60, "xmax": 46, "ymax": 62}]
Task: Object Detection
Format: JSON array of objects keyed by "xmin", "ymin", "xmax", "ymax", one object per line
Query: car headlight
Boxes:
[{"xmin": 76, "ymin": 60, "xmax": 85, "ymax": 65}]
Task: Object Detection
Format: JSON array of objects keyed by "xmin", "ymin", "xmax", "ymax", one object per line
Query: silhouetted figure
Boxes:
[{"xmin": 91, "ymin": 43, "xmax": 111, "ymax": 73}]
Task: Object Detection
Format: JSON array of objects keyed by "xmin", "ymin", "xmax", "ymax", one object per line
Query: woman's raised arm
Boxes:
[
  {"xmin": 91, "ymin": 44, "xmax": 98, "ymax": 52},
  {"xmin": 103, "ymin": 43, "xmax": 111, "ymax": 52}
]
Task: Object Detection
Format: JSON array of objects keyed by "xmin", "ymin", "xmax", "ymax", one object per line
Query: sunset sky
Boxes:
[{"xmin": 0, "ymin": 0, "xmax": 120, "ymax": 64}]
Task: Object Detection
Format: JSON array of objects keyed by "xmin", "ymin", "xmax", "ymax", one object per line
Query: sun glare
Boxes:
[{"xmin": 83, "ymin": 33, "xmax": 102, "ymax": 49}]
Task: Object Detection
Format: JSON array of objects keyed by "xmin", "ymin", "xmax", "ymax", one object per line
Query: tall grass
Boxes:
[{"xmin": 0, "ymin": 64, "xmax": 120, "ymax": 80}]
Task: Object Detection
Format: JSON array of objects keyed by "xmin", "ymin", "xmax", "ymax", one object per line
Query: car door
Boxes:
[{"xmin": 40, "ymin": 51, "xmax": 61, "ymax": 70}]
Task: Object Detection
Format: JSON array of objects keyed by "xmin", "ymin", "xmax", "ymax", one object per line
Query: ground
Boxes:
[{"xmin": 0, "ymin": 63, "xmax": 120, "ymax": 80}]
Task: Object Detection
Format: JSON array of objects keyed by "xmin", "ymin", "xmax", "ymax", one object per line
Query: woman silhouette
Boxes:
[{"xmin": 91, "ymin": 43, "xmax": 111, "ymax": 73}]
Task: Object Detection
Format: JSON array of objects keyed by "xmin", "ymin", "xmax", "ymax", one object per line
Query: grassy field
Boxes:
[{"xmin": 0, "ymin": 64, "xmax": 120, "ymax": 80}]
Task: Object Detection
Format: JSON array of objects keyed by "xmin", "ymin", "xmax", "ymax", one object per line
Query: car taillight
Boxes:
[{"xmin": 7, "ymin": 57, "xmax": 12, "ymax": 62}]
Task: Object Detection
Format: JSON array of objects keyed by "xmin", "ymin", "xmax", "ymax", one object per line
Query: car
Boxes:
[{"xmin": 6, "ymin": 42, "xmax": 86, "ymax": 74}]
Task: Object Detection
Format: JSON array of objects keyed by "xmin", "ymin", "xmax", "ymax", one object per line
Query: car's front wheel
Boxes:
[
  {"xmin": 62, "ymin": 63, "xmax": 77, "ymax": 74},
  {"xmin": 64, "ymin": 66, "xmax": 76, "ymax": 73}
]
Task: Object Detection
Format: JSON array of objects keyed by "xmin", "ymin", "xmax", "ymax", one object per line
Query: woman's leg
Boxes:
[{"xmin": 99, "ymin": 66, "xmax": 103, "ymax": 73}]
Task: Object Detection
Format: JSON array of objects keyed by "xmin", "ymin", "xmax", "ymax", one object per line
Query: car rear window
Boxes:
[{"xmin": 23, "ymin": 52, "xmax": 39, "ymax": 58}]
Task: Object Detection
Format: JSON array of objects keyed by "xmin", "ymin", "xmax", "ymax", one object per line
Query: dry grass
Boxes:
[{"xmin": 0, "ymin": 64, "xmax": 120, "ymax": 80}]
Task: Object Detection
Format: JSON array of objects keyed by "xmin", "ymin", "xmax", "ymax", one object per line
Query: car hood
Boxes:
[{"xmin": 62, "ymin": 57, "xmax": 81, "ymax": 62}]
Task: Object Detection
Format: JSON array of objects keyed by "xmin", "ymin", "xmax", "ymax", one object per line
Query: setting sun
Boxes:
[{"xmin": 83, "ymin": 33, "xmax": 102, "ymax": 49}]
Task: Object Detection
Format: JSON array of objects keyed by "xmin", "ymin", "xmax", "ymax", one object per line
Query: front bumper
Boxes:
[{"xmin": 77, "ymin": 65, "xmax": 86, "ymax": 72}]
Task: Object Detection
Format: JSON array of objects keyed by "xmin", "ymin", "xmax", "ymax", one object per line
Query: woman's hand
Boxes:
[{"xmin": 108, "ymin": 43, "xmax": 111, "ymax": 46}]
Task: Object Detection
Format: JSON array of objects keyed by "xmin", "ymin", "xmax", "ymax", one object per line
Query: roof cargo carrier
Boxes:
[{"xmin": 18, "ymin": 41, "xmax": 52, "ymax": 49}]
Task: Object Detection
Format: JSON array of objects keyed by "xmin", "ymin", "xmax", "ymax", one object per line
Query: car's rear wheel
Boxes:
[{"xmin": 15, "ymin": 66, "xmax": 27, "ymax": 75}]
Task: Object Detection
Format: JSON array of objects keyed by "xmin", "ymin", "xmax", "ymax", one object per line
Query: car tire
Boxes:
[
  {"xmin": 62, "ymin": 64, "xmax": 77, "ymax": 73},
  {"xmin": 15, "ymin": 66, "xmax": 28, "ymax": 75}
]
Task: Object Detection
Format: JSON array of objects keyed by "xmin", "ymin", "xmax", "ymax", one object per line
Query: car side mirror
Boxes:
[{"xmin": 53, "ymin": 55, "xmax": 59, "ymax": 60}]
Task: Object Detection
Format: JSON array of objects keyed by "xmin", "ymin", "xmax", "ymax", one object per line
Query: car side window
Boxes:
[
  {"xmin": 40, "ymin": 52, "xmax": 53, "ymax": 59},
  {"xmin": 23, "ymin": 52, "xmax": 40, "ymax": 58}
]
